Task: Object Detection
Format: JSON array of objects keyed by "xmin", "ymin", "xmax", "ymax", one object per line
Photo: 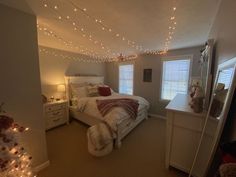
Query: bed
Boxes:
[{"xmin": 65, "ymin": 76, "xmax": 149, "ymax": 148}]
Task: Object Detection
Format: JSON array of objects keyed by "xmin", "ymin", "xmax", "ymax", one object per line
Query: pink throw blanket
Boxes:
[{"xmin": 96, "ymin": 98, "xmax": 139, "ymax": 119}]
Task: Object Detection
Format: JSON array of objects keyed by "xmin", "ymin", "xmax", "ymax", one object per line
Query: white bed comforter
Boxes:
[{"xmin": 77, "ymin": 93, "xmax": 149, "ymax": 133}]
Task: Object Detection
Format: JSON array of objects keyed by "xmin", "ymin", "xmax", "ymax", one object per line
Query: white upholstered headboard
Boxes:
[
  {"xmin": 65, "ymin": 76, "xmax": 104, "ymax": 85},
  {"xmin": 64, "ymin": 76, "xmax": 104, "ymax": 101}
]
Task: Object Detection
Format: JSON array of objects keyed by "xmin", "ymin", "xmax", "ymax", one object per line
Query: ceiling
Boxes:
[{"xmin": 1, "ymin": 0, "xmax": 221, "ymax": 60}]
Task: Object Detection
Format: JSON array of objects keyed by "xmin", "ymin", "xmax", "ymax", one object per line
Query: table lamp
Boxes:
[{"xmin": 56, "ymin": 84, "xmax": 66, "ymax": 101}]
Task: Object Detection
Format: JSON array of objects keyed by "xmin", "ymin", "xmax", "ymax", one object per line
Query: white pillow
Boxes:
[{"xmin": 70, "ymin": 84, "xmax": 88, "ymax": 98}]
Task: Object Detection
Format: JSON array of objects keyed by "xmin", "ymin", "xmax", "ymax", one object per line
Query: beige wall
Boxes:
[
  {"xmin": 0, "ymin": 4, "xmax": 48, "ymax": 166},
  {"xmin": 39, "ymin": 46, "xmax": 106, "ymax": 98},
  {"xmin": 106, "ymin": 46, "xmax": 203, "ymax": 116},
  {"xmin": 208, "ymin": 0, "xmax": 236, "ymax": 141},
  {"xmin": 209, "ymin": 0, "xmax": 236, "ymax": 67}
]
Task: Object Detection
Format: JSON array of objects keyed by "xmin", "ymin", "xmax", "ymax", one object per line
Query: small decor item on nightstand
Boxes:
[{"xmin": 50, "ymin": 96, "xmax": 54, "ymax": 102}]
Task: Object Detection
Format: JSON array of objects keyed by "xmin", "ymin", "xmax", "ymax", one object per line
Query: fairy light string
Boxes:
[
  {"xmin": 39, "ymin": 47, "xmax": 137, "ymax": 63},
  {"xmin": 40, "ymin": 0, "xmax": 179, "ymax": 62},
  {"xmin": 68, "ymin": 0, "xmax": 144, "ymax": 52},
  {"xmin": 0, "ymin": 114, "xmax": 35, "ymax": 177},
  {"xmin": 144, "ymin": 2, "xmax": 178, "ymax": 55},
  {"xmin": 42, "ymin": 0, "xmax": 116, "ymax": 58},
  {"xmin": 37, "ymin": 23, "xmax": 110, "ymax": 60}
]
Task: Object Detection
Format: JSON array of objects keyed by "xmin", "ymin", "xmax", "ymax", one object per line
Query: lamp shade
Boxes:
[{"xmin": 57, "ymin": 84, "xmax": 65, "ymax": 92}]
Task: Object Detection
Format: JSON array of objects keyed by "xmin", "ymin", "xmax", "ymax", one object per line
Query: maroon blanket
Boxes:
[{"xmin": 96, "ymin": 98, "xmax": 139, "ymax": 119}]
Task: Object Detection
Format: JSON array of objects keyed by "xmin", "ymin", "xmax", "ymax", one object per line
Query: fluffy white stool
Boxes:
[{"xmin": 87, "ymin": 123, "xmax": 113, "ymax": 157}]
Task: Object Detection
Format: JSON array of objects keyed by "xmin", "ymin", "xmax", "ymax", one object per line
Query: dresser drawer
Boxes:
[{"xmin": 173, "ymin": 112, "xmax": 204, "ymax": 132}]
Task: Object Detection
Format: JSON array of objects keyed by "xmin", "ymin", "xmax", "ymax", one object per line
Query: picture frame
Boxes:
[{"xmin": 143, "ymin": 69, "xmax": 152, "ymax": 82}]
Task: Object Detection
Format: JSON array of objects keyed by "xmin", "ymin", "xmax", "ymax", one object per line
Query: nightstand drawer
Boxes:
[
  {"xmin": 44, "ymin": 101, "xmax": 69, "ymax": 130},
  {"xmin": 46, "ymin": 117, "xmax": 67, "ymax": 129},
  {"xmin": 46, "ymin": 110, "xmax": 64, "ymax": 118},
  {"xmin": 45, "ymin": 103, "xmax": 66, "ymax": 112}
]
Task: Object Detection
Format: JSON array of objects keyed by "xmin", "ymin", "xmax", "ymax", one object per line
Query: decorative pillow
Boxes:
[
  {"xmin": 98, "ymin": 87, "xmax": 111, "ymax": 96},
  {"xmin": 70, "ymin": 85, "xmax": 88, "ymax": 98},
  {"xmin": 87, "ymin": 85, "xmax": 99, "ymax": 97},
  {"xmin": 70, "ymin": 98, "xmax": 78, "ymax": 106},
  {"xmin": 103, "ymin": 85, "xmax": 115, "ymax": 93},
  {"xmin": 95, "ymin": 84, "xmax": 115, "ymax": 93}
]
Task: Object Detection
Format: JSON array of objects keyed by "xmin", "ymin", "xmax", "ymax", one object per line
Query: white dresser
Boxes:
[
  {"xmin": 43, "ymin": 100, "xmax": 69, "ymax": 130},
  {"xmin": 165, "ymin": 94, "xmax": 218, "ymax": 177}
]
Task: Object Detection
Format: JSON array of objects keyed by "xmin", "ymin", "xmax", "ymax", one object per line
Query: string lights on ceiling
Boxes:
[
  {"xmin": 37, "ymin": 23, "xmax": 110, "ymax": 60},
  {"xmin": 145, "ymin": 4, "xmax": 178, "ymax": 55},
  {"xmin": 39, "ymin": 0, "xmax": 179, "ymax": 63},
  {"xmin": 39, "ymin": 47, "xmax": 137, "ymax": 63},
  {"xmin": 163, "ymin": 5, "xmax": 177, "ymax": 53},
  {"xmin": 39, "ymin": 48, "xmax": 106, "ymax": 63},
  {"xmin": 68, "ymin": 1, "xmax": 144, "ymax": 52},
  {"xmin": 42, "ymin": 0, "xmax": 117, "ymax": 57}
]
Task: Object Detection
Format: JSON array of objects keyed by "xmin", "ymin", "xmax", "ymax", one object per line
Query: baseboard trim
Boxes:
[
  {"xmin": 148, "ymin": 113, "xmax": 166, "ymax": 120},
  {"xmin": 33, "ymin": 160, "xmax": 50, "ymax": 173}
]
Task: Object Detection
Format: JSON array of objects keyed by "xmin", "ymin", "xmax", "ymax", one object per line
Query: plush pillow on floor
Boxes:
[{"xmin": 87, "ymin": 123, "xmax": 113, "ymax": 157}]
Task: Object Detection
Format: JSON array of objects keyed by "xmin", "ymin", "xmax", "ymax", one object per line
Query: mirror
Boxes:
[
  {"xmin": 200, "ymin": 39, "xmax": 214, "ymax": 109},
  {"xmin": 189, "ymin": 57, "xmax": 236, "ymax": 177}
]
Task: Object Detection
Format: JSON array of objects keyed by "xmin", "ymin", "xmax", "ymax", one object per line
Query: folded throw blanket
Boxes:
[{"xmin": 96, "ymin": 98, "xmax": 139, "ymax": 119}]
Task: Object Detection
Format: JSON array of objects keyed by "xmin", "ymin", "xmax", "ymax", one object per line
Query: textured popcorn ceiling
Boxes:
[{"xmin": 1, "ymin": 0, "xmax": 221, "ymax": 59}]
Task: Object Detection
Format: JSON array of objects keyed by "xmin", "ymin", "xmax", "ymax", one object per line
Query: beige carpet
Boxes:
[{"xmin": 38, "ymin": 117, "xmax": 187, "ymax": 177}]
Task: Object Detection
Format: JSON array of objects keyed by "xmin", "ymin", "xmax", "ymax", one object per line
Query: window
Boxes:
[
  {"xmin": 161, "ymin": 57, "xmax": 191, "ymax": 100},
  {"xmin": 218, "ymin": 67, "xmax": 234, "ymax": 89},
  {"xmin": 119, "ymin": 64, "xmax": 134, "ymax": 95}
]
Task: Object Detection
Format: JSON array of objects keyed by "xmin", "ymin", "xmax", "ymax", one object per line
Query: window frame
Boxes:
[
  {"xmin": 160, "ymin": 55, "xmax": 193, "ymax": 102},
  {"xmin": 118, "ymin": 62, "xmax": 135, "ymax": 95}
]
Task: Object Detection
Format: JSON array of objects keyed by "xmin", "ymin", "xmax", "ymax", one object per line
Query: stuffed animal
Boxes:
[{"xmin": 189, "ymin": 86, "xmax": 204, "ymax": 113}]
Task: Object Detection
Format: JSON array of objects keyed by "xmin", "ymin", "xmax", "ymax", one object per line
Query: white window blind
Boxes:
[
  {"xmin": 161, "ymin": 59, "xmax": 191, "ymax": 100},
  {"xmin": 218, "ymin": 67, "xmax": 234, "ymax": 89},
  {"xmin": 119, "ymin": 64, "xmax": 134, "ymax": 95}
]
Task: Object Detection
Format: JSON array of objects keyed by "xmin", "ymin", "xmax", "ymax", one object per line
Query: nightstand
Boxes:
[{"xmin": 43, "ymin": 100, "xmax": 69, "ymax": 130}]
